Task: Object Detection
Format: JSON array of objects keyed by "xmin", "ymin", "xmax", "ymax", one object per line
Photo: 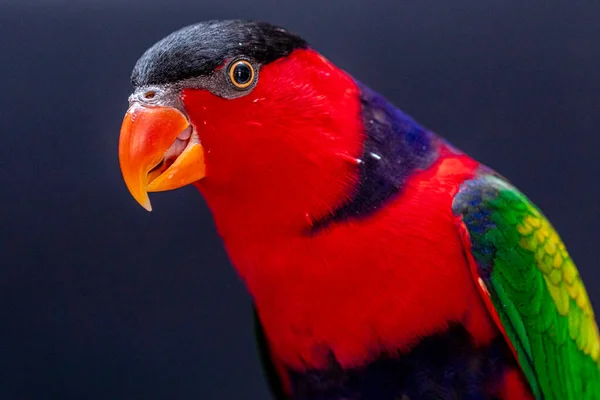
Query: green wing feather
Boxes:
[{"xmin": 453, "ymin": 174, "xmax": 600, "ymax": 400}]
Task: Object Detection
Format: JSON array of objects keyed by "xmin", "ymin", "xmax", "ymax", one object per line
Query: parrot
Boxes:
[{"xmin": 117, "ymin": 20, "xmax": 600, "ymax": 399}]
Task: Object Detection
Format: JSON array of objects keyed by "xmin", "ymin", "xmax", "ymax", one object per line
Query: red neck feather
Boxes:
[{"xmin": 185, "ymin": 49, "xmax": 364, "ymax": 239}]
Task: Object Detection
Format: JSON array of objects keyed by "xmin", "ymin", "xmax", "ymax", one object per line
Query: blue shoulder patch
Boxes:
[{"xmin": 311, "ymin": 82, "xmax": 438, "ymax": 232}]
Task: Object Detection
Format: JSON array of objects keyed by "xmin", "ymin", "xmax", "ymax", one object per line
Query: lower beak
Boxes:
[{"xmin": 118, "ymin": 104, "xmax": 206, "ymax": 211}]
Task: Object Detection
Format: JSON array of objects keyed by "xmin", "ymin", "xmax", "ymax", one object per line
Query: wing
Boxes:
[
  {"xmin": 253, "ymin": 305, "xmax": 290, "ymax": 400},
  {"xmin": 453, "ymin": 174, "xmax": 600, "ymax": 400}
]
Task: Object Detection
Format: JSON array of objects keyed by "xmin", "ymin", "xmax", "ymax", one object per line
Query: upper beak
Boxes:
[{"xmin": 118, "ymin": 104, "xmax": 206, "ymax": 211}]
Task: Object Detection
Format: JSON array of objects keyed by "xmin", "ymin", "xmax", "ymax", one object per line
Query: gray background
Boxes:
[{"xmin": 1, "ymin": 1, "xmax": 598, "ymax": 399}]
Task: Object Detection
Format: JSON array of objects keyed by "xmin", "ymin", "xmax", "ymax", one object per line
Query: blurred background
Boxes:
[{"xmin": 1, "ymin": 1, "xmax": 599, "ymax": 399}]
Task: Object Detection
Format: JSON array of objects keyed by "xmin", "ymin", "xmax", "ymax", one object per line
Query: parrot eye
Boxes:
[{"xmin": 228, "ymin": 59, "xmax": 256, "ymax": 90}]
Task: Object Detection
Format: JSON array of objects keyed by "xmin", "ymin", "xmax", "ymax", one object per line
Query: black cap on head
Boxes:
[{"xmin": 131, "ymin": 20, "xmax": 308, "ymax": 87}]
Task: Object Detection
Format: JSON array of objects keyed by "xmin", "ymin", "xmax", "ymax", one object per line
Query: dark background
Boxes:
[{"xmin": 1, "ymin": 1, "xmax": 599, "ymax": 399}]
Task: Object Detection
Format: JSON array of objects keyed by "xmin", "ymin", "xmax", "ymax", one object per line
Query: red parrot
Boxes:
[{"xmin": 118, "ymin": 20, "xmax": 599, "ymax": 399}]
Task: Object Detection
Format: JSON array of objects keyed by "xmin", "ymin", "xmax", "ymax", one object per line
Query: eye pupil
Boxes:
[{"xmin": 233, "ymin": 63, "xmax": 252, "ymax": 84}]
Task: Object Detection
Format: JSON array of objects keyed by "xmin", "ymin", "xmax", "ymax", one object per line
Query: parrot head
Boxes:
[{"xmin": 119, "ymin": 20, "xmax": 364, "ymax": 232}]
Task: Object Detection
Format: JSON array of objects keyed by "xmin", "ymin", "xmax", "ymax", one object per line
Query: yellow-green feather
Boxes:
[{"xmin": 453, "ymin": 175, "xmax": 599, "ymax": 400}]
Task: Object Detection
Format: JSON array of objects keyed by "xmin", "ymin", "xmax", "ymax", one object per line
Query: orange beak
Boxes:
[{"xmin": 118, "ymin": 104, "xmax": 206, "ymax": 211}]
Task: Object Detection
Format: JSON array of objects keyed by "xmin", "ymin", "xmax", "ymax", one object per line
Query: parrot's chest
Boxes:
[{"xmin": 234, "ymin": 217, "xmax": 498, "ymax": 371}]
